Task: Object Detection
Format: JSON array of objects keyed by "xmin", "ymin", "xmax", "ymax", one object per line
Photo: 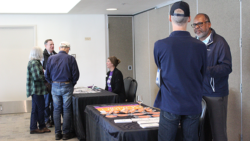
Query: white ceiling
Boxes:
[{"xmin": 69, "ymin": 0, "xmax": 174, "ymax": 15}]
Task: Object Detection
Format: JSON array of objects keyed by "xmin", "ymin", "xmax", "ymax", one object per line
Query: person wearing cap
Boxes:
[
  {"xmin": 42, "ymin": 39, "xmax": 57, "ymax": 128},
  {"xmin": 153, "ymin": 1, "xmax": 207, "ymax": 141},
  {"xmin": 105, "ymin": 56, "xmax": 126, "ymax": 102},
  {"xmin": 45, "ymin": 42, "xmax": 79, "ymax": 140},
  {"xmin": 192, "ymin": 13, "xmax": 232, "ymax": 141}
]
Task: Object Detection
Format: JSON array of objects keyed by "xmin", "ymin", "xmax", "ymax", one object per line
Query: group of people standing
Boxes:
[
  {"xmin": 155, "ymin": 2, "xmax": 232, "ymax": 141},
  {"xmin": 26, "ymin": 1, "xmax": 232, "ymax": 141},
  {"xmin": 26, "ymin": 39, "xmax": 125, "ymax": 140},
  {"xmin": 26, "ymin": 39, "xmax": 79, "ymax": 140}
]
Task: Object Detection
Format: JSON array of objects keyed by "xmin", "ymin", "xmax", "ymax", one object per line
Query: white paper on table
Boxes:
[
  {"xmin": 114, "ymin": 119, "xmax": 132, "ymax": 123},
  {"xmin": 131, "ymin": 118, "xmax": 150, "ymax": 122},
  {"xmin": 140, "ymin": 123, "xmax": 159, "ymax": 128},
  {"xmin": 137, "ymin": 120, "xmax": 159, "ymax": 125},
  {"xmin": 73, "ymin": 87, "xmax": 99, "ymax": 94},
  {"xmin": 149, "ymin": 117, "xmax": 160, "ymax": 120}
]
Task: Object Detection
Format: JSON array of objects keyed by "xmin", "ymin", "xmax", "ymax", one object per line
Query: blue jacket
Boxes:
[
  {"xmin": 45, "ymin": 51, "xmax": 80, "ymax": 86},
  {"xmin": 154, "ymin": 31, "xmax": 207, "ymax": 115},
  {"xmin": 202, "ymin": 29, "xmax": 232, "ymax": 97}
]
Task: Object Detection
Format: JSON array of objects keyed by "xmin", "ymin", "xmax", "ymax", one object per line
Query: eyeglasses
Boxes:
[{"xmin": 191, "ymin": 21, "xmax": 209, "ymax": 28}]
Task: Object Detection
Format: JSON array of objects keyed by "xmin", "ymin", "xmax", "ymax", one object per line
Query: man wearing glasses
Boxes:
[
  {"xmin": 154, "ymin": 2, "xmax": 207, "ymax": 141},
  {"xmin": 192, "ymin": 14, "xmax": 232, "ymax": 141},
  {"xmin": 45, "ymin": 42, "xmax": 79, "ymax": 140}
]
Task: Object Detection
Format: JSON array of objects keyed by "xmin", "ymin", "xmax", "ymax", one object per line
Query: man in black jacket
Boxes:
[
  {"xmin": 192, "ymin": 14, "xmax": 232, "ymax": 141},
  {"xmin": 42, "ymin": 39, "xmax": 57, "ymax": 128}
]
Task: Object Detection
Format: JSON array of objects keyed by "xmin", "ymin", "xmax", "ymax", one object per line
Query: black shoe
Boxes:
[
  {"xmin": 69, "ymin": 132, "xmax": 76, "ymax": 138},
  {"xmin": 62, "ymin": 133, "xmax": 72, "ymax": 140},
  {"xmin": 46, "ymin": 121, "xmax": 53, "ymax": 128},
  {"xmin": 55, "ymin": 133, "xmax": 62, "ymax": 140}
]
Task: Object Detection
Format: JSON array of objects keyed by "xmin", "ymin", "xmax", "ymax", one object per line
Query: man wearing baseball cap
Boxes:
[
  {"xmin": 153, "ymin": 1, "xmax": 207, "ymax": 141},
  {"xmin": 45, "ymin": 41, "xmax": 79, "ymax": 140}
]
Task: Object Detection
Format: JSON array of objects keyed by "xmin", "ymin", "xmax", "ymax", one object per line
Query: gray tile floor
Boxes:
[{"xmin": 0, "ymin": 113, "xmax": 78, "ymax": 141}]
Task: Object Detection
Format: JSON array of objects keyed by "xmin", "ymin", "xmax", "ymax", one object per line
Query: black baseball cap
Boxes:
[{"xmin": 170, "ymin": 1, "xmax": 190, "ymax": 17}]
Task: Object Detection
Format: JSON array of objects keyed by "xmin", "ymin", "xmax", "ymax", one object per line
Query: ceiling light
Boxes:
[
  {"xmin": 106, "ymin": 8, "xmax": 117, "ymax": 11},
  {"xmin": 0, "ymin": 0, "xmax": 81, "ymax": 13}
]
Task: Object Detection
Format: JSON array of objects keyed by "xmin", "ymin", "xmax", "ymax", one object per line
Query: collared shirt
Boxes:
[
  {"xmin": 26, "ymin": 60, "xmax": 47, "ymax": 97},
  {"xmin": 197, "ymin": 33, "xmax": 211, "ymax": 45},
  {"xmin": 45, "ymin": 51, "xmax": 80, "ymax": 86}
]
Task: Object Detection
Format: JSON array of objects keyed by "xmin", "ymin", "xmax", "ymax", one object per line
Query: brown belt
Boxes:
[{"xmin": 52, "ymin": 81, "xmax": 70, "ymax": 84}]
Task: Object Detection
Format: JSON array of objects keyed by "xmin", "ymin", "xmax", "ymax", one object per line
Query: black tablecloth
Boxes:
[
  {"xmin": 72, "ymin": 90, "xmax": 118, "ymax": 141},
  {"xmin": 85, "ymin": 103, "xmax": 159, "ymax": 141}
]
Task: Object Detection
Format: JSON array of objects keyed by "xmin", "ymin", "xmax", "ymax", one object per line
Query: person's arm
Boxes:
[
  {"xmin": 112, "ymin": 71, "xmax": 124, "ymax": 94},
  {"xmin": 45, "ymin": 58, "xmax": 52, "ymax": 84},
  {"xmin": 154, "ymin": 41, "xmax": 161, "ymax": 69},
  {"xmin": 105, "ymin": 72, "xmax": 109, "ymax": 90},
  {"xmin": 201, "ymin": 44, "xmax": 207, "ymax": 79},
  {"xmin": 208, "ymin": 41, "xmax": 232, "ymax": 77},
  {"xmin": 31, "ymin": 61, "xmax": 45, "ymax": 82},
  {"xmin": 71, "ymin": 58, "xmax": 80, "ymax": 86}
]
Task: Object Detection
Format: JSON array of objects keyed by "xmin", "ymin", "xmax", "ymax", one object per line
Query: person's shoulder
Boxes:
[
  {"xmin": 155, "ymin": 37, "xmax": 170, "ymax": 44},
  {"xmin": 213, "ymin": 32, "xmax": 228, "ymax": 45},
  {"xmin": 114, "ymin": 68, "xmax": 123, "ymax": 74},
  {"xmin": 154, "ymin": 37, "xmax": 171, "ymax": 49},
  {"xmin": 30, "ymin": 60, "xmax": 40, "ymax": 67},
  {"xmin": 67, "ymin": 54, "xmax": 76, "ymax": 60}
]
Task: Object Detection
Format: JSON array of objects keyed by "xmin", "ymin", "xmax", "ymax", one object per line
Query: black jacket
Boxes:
[
  {"xmin": 202, "ymin": 29, "xmax": 232, "ymax": 97},
  {"xmin": 105, "ymin": 68, "xmax": 126, "ymax": 102},
  {"xmin": 43, "ymin": 49, "xmax": 57, "ymax": 70}
]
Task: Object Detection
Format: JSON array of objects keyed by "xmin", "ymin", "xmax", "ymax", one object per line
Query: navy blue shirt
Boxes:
[
  {"xmin": 45, "ymin": 51, "xmax": 79, "ymax": 86},
  {"xmin": 154, "ymin": 31, "xmax": 207, "ymax": 115}
]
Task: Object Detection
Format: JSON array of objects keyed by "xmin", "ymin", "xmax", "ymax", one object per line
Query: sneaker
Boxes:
[
  {"xmin": 55, "ymin": 133, "xmax": 62, "ymax": 140},
  {"xmin": 30, "ymin": 129, "xmax": 45, "ymax": 134}
]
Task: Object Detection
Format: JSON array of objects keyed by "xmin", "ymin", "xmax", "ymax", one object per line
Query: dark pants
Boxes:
[
  {"xmin": 203, "ymin": 96, "xmax": 228, "ymax": 141},
  {"xmin": 44, "ymin": 93, "xmax": 53, "ymax": 123},
  {"xmin": 158, "ymin": 110, "xmax": 200, "ymax": 141},
  {"xmin": 30, "ymin": 94, "xmax": 46, "ymax": 130}
]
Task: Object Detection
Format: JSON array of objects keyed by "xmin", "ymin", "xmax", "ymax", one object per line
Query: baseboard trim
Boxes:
[{"xmin": 0, "ymin": 100, "xmax": 32, "ymax": 114}]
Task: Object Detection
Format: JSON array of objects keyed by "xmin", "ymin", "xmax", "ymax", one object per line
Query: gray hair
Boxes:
[
  {"xmin": 29, "ymin": 47, "xmax": 43, "ymax": 61},
  {"xmin": 171, "ymin": 9, "xmax": 189, "ymax": 26}
]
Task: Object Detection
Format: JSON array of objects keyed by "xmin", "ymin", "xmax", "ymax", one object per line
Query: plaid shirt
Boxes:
[{"xmin": 26, "ymin": 60, "xmax": 47, "ymax": 97}]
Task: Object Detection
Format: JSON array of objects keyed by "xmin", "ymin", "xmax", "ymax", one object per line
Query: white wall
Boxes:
[{"xmin": 0, "ymin": 14, "xmax": 106, "ymax": 102}]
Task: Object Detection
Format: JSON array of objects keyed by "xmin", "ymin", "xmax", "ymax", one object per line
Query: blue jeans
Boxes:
[
  {"xmin": 44, "ymin": 93, "xmax": 53, "ymax": 123},
  {"xmin": 158, "ymin": 110, "xmax": 200, "ymax": 141},
  {"xmin": 52, "ymin": 82, "xmax": 73, "ymax": 134},
  {"xmin": 30, "ymin": 94, "xmax": 46, "ymax": 130}
]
